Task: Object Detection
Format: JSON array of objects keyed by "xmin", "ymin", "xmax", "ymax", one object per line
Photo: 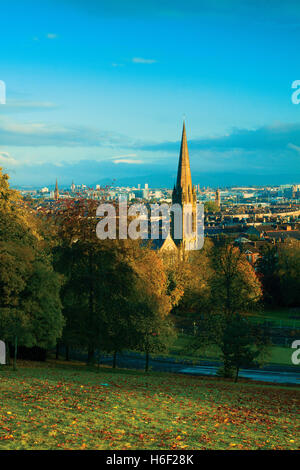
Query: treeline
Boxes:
[
  {"xmin": 0, "ymin": 169, "xmax": 280, "ymax": 380},
  {"xmin": 0, "ymin": 170, "xmax": 183, "ymax": 370}
]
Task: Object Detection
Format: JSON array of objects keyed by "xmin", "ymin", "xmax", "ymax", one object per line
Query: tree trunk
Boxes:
[
  {"xmin": 87, "ymin": 347, "xmax": 95, "ymax": 365},
  {"xmin": 234, "ymin": 366, "xmax": 240, "ymax": 383},
  {"xmin": 65, "ymin": 345, "xmax": 69, "ymax": 361},
  {"xmin": 145, "ymin": 351, "xmax": 149, "ymax": 372},
  {"xmin": 223, "ymin": 357, "xmax": 232, "ymax": 378},
  {"xmin": 5, "ymin": 341, "xmax": 10, "ymax": 365},
  {"xmin": 13, "ymin": 336, "xmax": 18, "ymax": 371},
  {"xmin": 113, "ymin": 351, "xmax": 117, "ymax": 369},
  {"xmin": 55, "ymin": 343, "xmax": 59, "ymax": 360},
  {"xmin": 87, "ymin": 248, "xmax": 96, "ymax": 366}
]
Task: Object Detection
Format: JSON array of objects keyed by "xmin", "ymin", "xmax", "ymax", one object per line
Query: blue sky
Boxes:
[{"xmin": 1, "ymin": 0, "xmax": 300, "ymax": 187}]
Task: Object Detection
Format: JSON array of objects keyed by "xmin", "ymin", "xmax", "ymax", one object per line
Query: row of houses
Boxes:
[{"xmin": 205, "ymin": 223, "xmax": 300, "ymax": 265}]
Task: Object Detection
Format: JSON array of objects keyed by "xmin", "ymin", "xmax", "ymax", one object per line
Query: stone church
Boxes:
[{"xmin": 158, "ymin": 122, "xmax": 198, "ymax": 253}]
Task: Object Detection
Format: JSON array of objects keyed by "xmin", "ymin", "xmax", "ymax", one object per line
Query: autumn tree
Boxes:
[
  {"xmin": 52, "ymin": 201, "xmax": 112, "ymax": 363},
  {"xmin": 189, "ymin": 236, "xmax": 264, "ymax": 378},
  {"xmin": 172, "ymin": 239, "xmax": 213, "ymax": 324},
  {"xmin": 131, "ymin": 296, "xmax": 177, "ymax": 372},
  {"xmin": 209, "ymin": 236, "xmax": 262, "ymax": 316},
  {"xmin": 211, "ymin": 238, "xmax": 263, "ymax": 376},
  {"xmin": 52, "ymin": 200, "xmax": 171, "ymax": 365},
  {"xmin": 52, "ymin": 199, "xmax": 183, "ymax": 368}
]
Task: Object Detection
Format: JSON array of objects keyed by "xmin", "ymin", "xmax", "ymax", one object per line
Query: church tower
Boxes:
[
  {"xmin": 54, "ymin": 178, "xmax": 59, "ymax": 200},
  {"xmin": 171, "ymin": 122, "xmax": 197, "ymax": 251}
]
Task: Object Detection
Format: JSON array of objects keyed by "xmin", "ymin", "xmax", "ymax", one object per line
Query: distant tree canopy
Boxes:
[{"xmin": 204, "ymin": 201, "xmax": 219, "ymax": 213}]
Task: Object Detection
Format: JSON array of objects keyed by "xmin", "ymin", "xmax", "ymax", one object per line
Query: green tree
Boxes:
[
  {"xmin": 190, "ymin": 237, "xmax": 263, "ymax": 378},
  {"xmin": 256, "ymin": 245, "xmax": 280, "ymax": 306},
  {"xmin": 0, "ymin": 168, "xmax": 64, "ymax": 368},
  {"xmin": 52, "ymin": 199, "xmax": 180, "ymax": 368},
  {"xmin": 277, "ymin": 241, "xmax": 300, "ymax": 307},
  {"xmin": 52, "ymin": 200, "xmax": 148, "ymax": 364},
  {"xmin": 220, "ymin": 314, "xmax": 270, "ymax": 382},
  {"xmin": 99, "ymin": 254, "xmax": 141, "ymax": 368},
  {"xmin": 131, "ymin": 295, "xmax": 177, "ymax": 372}
]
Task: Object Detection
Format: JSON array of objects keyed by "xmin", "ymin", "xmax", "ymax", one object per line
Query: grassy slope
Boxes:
[{"xmin": 0, "ymin": 361, "xmax": 299, "ymax": 450}]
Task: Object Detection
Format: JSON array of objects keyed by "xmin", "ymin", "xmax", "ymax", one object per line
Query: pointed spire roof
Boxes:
[
  {"xmin": 54, "ymin": 178, "xmax": 59, "ymax": 200},
  {"xmin": 176, "ymin": 121, "xmax": 192, "ymax": 193}
]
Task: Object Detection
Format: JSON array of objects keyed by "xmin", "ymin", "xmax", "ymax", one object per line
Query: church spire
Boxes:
[
  {"xmin": 171, "ymin": 121, "xmax": 197, "ymax": 251},
  {"xmin": 176, "ymin": 121, "xmax": 193, "ymax": 197},
  {"xmin": 54, "ymin": 178, "xmax": 59, "ymax": 200}
]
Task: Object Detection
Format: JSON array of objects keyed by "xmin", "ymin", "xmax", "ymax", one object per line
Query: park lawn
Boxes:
[
  {"xmin": 0, "ymin": 361, "xmax": 299, "ymax": 450},
  {"xmin": 163, "ymin": 307, "xmax": 300, "ymax": 367},
  {"xmin": 246, "ymin": 309, "xmax": 300, "ymax": 328},
  {"xmin": 165, "ymin": 335, "xmax": 297, "ymax": 367}
]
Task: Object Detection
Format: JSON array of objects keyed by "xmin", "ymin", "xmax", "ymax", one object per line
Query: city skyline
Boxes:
[{"xmin": 1, "ymin": 0, "xmax": 300, "ymax": 186}]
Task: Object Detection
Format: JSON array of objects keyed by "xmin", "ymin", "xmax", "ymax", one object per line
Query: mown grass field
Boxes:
[{"xmin": 0, "ymin": 361, "xmax": 299, "ymax": 450}]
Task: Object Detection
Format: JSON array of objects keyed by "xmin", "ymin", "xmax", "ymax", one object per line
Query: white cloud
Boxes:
[
  {"xmin": 113, "ymin": 159, "xmax": 143, "ymax": 164},
  {"xmin": 111, "ymin": 153, "xmax": 137, "ymax": 159},
  {"xmin": 0, "ymin": 120, "xmax": 61, "ymax": 135},
  {"xmin": 1, "ymin": 100, "xmax": 57, "ymax": 111},
  {"xmin": 47, "ymin": 33, "xmax": 57, "ymax": 39},
  {"xmin": 132, "ymin": 57, "xmax": 156, "ymax": 64},
  {"xmin": 0, "ymin": 116, "xmax": 133, "ymax": 147},
  {"xmin": 0, "ymin": 151, "xmax": 18, "ymax": 166},
  {"xmin": 288, "ymin": 143, "xmax": 300, "ymax": 154}
]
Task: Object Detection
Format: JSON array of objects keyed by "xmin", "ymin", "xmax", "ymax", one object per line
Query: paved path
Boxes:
[
  {"xmin": 179, "ymin": 365, "xmax": 299, "ymax": 384},
  {"xmin": 97, "ymin": 352, "xmax": 300, "ymax": 385}
]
